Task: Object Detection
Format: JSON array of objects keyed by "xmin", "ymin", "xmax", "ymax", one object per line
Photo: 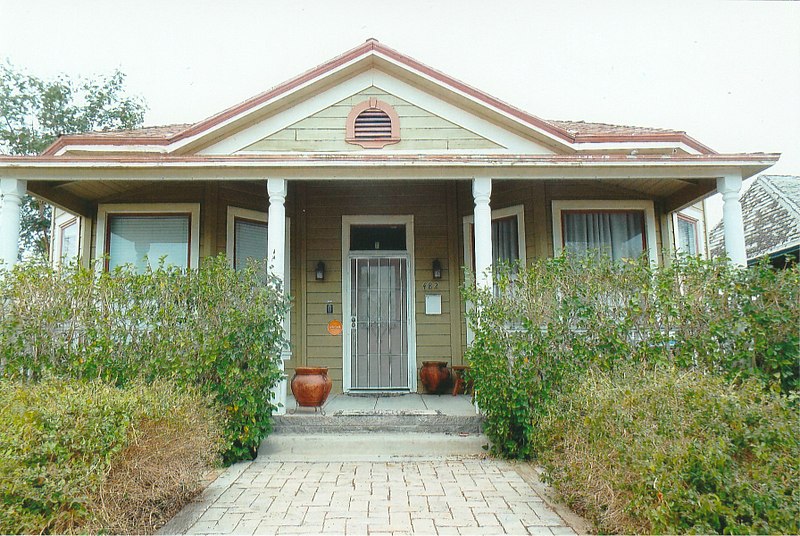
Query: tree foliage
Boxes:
[{"xmin": 0, "ymin": 62, "xmax": 146, "ymax": 258}]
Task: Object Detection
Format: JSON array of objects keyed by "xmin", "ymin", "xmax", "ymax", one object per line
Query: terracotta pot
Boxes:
[
  {"xmin": 291, "ymin": 367, "xmax": 333, "ymax": 407},
  {"xmin": 419, "ymin": 361, "xmax": 452, "ymax": 394}
]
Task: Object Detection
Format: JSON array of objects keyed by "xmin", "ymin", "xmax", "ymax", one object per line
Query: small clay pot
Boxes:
[
  {"xmin": 291, "ymin": 367, "xmax": 333, "ymax": 407},
  {"xmin": 419, "ymin": 361, "xmax": 452, "ymax": 394}
]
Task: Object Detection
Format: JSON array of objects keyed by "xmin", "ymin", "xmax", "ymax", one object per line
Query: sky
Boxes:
[{"xmin": 1, "ymin": 1, "xmax": 799, "ymax": 226}]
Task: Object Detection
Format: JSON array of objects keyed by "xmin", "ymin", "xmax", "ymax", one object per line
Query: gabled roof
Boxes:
[
  {"xmin": 709, "ymin": 175, "xmax": 800, "ymax": 260},
  {"xmin": 41, "ymin": 39, "xmax": 716, "ymax": 156}
]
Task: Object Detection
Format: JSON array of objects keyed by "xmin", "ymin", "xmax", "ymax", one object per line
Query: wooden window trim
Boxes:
[{"xmin": 345, "ymin": 98, "xmax": 400, "ymax": 149}]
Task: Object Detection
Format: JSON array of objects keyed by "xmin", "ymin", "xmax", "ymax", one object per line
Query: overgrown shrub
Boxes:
[
  {"xmin": 0, "ymin": 378, "xmax": 222, "ymax": 535},
  {"xmin": 537, "ymin": 364, "xmax": 800, "ymax": 535},
  {"xmin": 464, "ymin": 255, "xmax": 799, "ymax": 458},
  {"xmin": 0, "ymin": 255, "xmax": 290, "ymax": 463}
]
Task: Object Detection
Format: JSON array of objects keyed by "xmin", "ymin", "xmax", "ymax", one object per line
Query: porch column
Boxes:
[
  {"xmin": 472, "ymin": 177, "xmax": 493, "ymax": 289},
  {"xmin": 0, "ymin": 178, "xmax": 27, "ymax": 268},
  {"xmin": 717, "ymin": 173, "xmax": 747, "ymax": 266},
  {"xmin": 267, "ymin": 178, "xmax": 289, "ymax": 415}
]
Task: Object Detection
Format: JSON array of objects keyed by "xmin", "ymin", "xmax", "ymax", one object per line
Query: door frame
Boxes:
[{"xmin": 342, "ymin": 215, "xmax": 416, "ymax": 392}]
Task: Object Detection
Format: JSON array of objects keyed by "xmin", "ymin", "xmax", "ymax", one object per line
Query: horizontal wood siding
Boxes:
[
  {"xmin": 244, "ymin": 87, "xmax": 503, "ymax": 152},
  {"xmin": 300, "ymin": 180, "xmax": 459, "ymax": 392}
]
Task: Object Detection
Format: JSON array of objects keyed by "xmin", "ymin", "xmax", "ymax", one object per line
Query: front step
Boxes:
[{"xmin": 272, "ymin": 409, "xmax": 483, "ymax": 434}]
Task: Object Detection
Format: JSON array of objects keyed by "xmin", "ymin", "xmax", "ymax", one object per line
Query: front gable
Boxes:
[{"xmin": 240, "ymin": 87, "xmax": 504, "ymax": 153}]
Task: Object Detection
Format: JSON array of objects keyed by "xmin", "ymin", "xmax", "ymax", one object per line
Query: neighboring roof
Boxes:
[
  {"xmin": 709, "ymin": 175, "xmax": 800, "ymax": 260},
  {"xmin": 40, "ymin": 39, "xmax": 717, "ymax": 156}
]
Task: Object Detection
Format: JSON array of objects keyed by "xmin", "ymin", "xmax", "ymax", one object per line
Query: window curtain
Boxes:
[
  {"xmin": 562, "ymin": 211, "xmax": 645, "ymax": 261},
  {"xmin": 492, "ymin": 216, "xmax": 519, "ymax": 266},
  {"xmin": 108, "ymin": 215, "xmax": 190, "ymax": 272},
  {"xmin": 234, "ymin": 218, "xmax": 268, "ymax": 271}
]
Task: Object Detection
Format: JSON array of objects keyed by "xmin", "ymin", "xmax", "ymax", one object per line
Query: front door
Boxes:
[{"xmin": 349, "ymin": 255, "xmax": 410, "ymax": 389}]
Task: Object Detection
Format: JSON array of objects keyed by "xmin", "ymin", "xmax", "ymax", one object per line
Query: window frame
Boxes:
[
  {"xmin": 551, "ymin": 200, "xmax": 658, "ymax": 265},
  {"xmin": 672, "ymin": 206, "xmax": 706, "ymax": 258},
  {"xmin": 96, "ymin": 203, "xmax": 200, "ymax": 271},
  {"xmin": 463, "ymin": 204, "xmax": 527, "ymax": 275}
]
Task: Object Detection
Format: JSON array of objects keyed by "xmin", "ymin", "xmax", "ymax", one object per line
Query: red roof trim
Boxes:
[
  {"xmin": 4, "ymin": 153, "xmax": 778, "ymax": 165},
  {"xmin": 42, "ymin": 39, "xmax": 717, "ymax": 156}
]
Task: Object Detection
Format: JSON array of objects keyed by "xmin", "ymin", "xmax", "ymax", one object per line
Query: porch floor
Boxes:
[{"xmin": 286, "ymin": 392, "xmax": 477, "ymax": 416}]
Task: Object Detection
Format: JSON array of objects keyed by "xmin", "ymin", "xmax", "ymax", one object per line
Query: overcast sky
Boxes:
[{"xmin": 2, "ymin": 1, "xmax": 799, "ymax": 225}]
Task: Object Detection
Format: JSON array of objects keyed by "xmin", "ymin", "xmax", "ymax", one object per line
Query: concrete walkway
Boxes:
[{"xmin": 160, "ymin": 434, "xmax": 588, "ymax": 535}]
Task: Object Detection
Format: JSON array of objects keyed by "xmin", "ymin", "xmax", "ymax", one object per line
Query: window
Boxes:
[
  {"xmin": 225, "ymin": 206, "xmax": 290, "ymax": 289},
  {"xmin": 58, "ymin": 218, "xmax": 80, "ymax": 265},
  {"xmin": 233, "ymin": 218, "xmax": 268, "ymax": 270},
  {"xmin": 675, "ymin": 215, "xmax": 699, "ymax": 255},
  {"xmin": 97, "ymin": 204, "xmax": 200, "ymax": 272},
  {"xmin": 463, "ymin": 205, "xmax": 526, "ymax": 273},
  {"xmin": 345, "ymin": 98, "xmax": 400, "ymax": 148},
  {"xmin": 552, "ymin": 200, "xmax": 658, "ymax": 265}
]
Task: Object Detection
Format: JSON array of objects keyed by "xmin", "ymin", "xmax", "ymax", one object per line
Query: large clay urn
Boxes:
[
  {"xmin": 419, "ymin": 361, "xmax": 451, "ymax": 394},
  {"xmin": 291, "ymin": 367, "xmax": 333, "ymax": 408}
]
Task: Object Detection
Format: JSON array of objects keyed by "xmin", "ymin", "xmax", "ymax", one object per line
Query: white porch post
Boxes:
[
  {"xmin": 267, "ymin": 178, "xmax": 289, "ymax": 415},
  {"xmin": 0, "ymin": 178, "xmax": 27, "ymax": 268},
  {"xmin": 717, "ymin": 173, "xmax": 747, "ymax": 266},
  {"xmin": 472, "ymin": 177, "xmax": 493, "ymax": 289}
]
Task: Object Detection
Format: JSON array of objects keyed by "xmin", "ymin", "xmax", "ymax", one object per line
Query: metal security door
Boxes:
[{"xmin": 350, "ymin": 256, "xmax": 409, "ymax": 389}]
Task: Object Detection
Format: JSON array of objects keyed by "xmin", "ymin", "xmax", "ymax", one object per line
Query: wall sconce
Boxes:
[
  {"xmin": 432, "ymin": 259, "xmax": 442, "ymax": 279},
  {"xmin": 315, "ymin": 261, "xmax": 325, "ymax": 281}
]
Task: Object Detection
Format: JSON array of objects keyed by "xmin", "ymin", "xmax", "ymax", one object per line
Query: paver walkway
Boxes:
[{"xmin": 161, "ymin": 434, "xmax": 586, "ymax": 535}]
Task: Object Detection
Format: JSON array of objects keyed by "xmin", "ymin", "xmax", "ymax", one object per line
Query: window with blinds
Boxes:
[
  {"xmin": 676, "ymin": 216, "xmax": 698, "ymax": 255},
  {"xmin": 233, "ymin": 218, "xmax": 268, "ymax": 270},
  {"xmin": 107, "ymin": 214, "xmax": 190, "ymax": 271}
]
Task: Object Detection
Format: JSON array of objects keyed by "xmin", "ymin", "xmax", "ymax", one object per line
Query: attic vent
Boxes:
[{"xmin": 346, "ymin": 98, "xmax": 400, "ymax": 148}]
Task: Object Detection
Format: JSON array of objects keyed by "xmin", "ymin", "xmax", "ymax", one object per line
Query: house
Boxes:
[
  {"xmin": 0, "ymin": 40, "xmax": 779, "ymax": 411},
  {"xmin": 709, "ymin": 174, "xmax": 800, "ymax": 267}
]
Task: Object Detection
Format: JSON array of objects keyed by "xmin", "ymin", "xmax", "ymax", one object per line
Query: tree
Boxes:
[{"xmin": 0, "ymin": 62, "xmax": 146, "ymax": 258}]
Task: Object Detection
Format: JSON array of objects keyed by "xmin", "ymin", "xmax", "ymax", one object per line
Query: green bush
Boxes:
[
  {"xmin": 463, "ymin": 255, "xmax": 799, "ymax": 458},
  {"xmin": 0, "ymin": 378, "xmax": 222, "ymax": 535},
  {"xmin": 537, "ymin": 364, "xmax": 800, "ymax": 535},
  {"xmin": 0, "ymin": 255, "xmax": 290, "ymax": 463}
]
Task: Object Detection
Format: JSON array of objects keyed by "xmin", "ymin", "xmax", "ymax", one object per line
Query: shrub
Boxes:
[
  {"xmin": 537, "ymin": 364, "xmax": 800, "ymax": 535},
  {"xmin": 0, "ymin": 378, "xmax": 222, "ymax": 535},
  {"xmin": 463, "ymin": 255, "xmax": 799, "ymax": 458},
  {"xmin": 0, "ymin": 255, "xmax": 290, "ymax": 463}
]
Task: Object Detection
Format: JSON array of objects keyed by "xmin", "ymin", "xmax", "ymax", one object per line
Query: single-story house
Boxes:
[
  {"xmin": 709, "ymin": 174, "xmax": 799, "ymax": 268},
  {"xmin": 0, "ymin": 40, "xmax": 779, "ymax": 410}
]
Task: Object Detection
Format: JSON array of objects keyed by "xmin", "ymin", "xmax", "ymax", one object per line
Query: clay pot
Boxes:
[
  {"xmin": 419, "ymin": 361, "xmax": 452, "ymax": 394},
  {"xmin": 291, "ymin": 367, "xmax": 333, "ymax": 407}
]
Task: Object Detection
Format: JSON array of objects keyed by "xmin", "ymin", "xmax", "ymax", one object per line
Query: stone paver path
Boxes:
[{"xmin": 161, "ymin": 434, "xmax": 585, "ymax": 535}]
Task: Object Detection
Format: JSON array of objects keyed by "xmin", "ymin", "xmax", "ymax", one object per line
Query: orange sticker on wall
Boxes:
[{"xmin": 327, "ymin": 320, "xmax": 343, "ymax": 336}]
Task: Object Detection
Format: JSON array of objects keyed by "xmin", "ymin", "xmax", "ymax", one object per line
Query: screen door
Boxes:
[{"xmin": 350, "ymin": 256, "xmax": 409, "ymax": 389}]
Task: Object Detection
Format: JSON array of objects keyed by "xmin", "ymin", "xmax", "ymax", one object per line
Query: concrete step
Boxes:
[
  {"xmin": 258, "ymin": 432, "xmax": 488, "ymax": 461},
  {"xmin": 272, "ymin": 409, "xmax": 483, "ymax": 434}
]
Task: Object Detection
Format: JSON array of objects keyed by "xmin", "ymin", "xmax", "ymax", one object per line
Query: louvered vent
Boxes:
[
  {"xmin": 345, "ymin": 99, "xmax": 400, "ymax": 148},
  {"xmin": 354, "ymin": 109, "xmax": 392, "ymax": 139}
]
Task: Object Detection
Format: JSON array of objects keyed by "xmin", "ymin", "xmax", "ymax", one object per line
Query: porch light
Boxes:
[
  {"xmin": 315, "ymin": 261, "xmax": 325, "ymax": 281},
  {"xmin": 432, "ymin": 259, "xmax": 442, "ymax": 279}
]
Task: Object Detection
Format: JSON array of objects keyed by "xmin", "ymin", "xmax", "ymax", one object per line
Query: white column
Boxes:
[
  {"xmin": 267, "ymin": 178, "xmax": 289, "ymax": 415},
  {"xmin": 717, "ymin": 173, "xmax": 747, "ymax": 266},
  {"xmin": 0, "ymin": 178, "xmax": 27, "ymax": 268},
  {"xmin": 472, "ymin": 177, "xmax": 493, "ymax": 289}
]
